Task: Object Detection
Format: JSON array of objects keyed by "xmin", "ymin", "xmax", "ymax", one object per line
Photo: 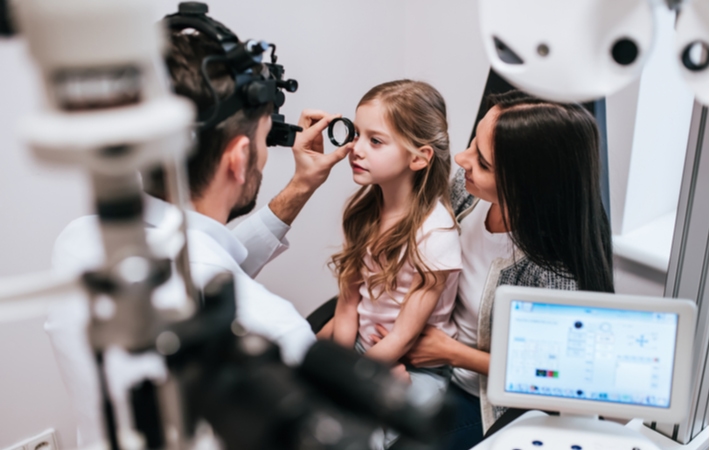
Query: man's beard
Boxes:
[{"xmin": 227, "ymin": 168, "xmax": 262, "ymax": 222}]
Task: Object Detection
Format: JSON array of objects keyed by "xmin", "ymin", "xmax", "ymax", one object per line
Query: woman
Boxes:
[{"xmin": 372, "ymin": 91, "xmax": 614, "ymax": 449}]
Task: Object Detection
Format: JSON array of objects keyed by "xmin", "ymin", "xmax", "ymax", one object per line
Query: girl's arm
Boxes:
[
  {"xmin": 332, "ymin": 282, "xmax": 360, "ymax": 348},
  {"xmin": 316, "ymin": 318, "xmax": 334, "ymax": 340},
  {"xmin": 372, "ymin": 324, "xmax": 490, "ymax": 375},
  {"xmin": 364, "ymin": 271, "xmax": 449, "ymax": 365}
]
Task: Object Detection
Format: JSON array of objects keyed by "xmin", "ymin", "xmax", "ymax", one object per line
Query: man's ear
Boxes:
[
  {"xmin": 409, "ymin": 145, "xmax": 433, "ymax": 172},
  {"xmin": 223, "ymin": 135, "xmax": 250, "ymax": 185}
]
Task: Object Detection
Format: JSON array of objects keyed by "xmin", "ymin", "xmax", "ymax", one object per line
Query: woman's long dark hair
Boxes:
[{"xmin": 489, "ymin": 91, "xmax": 614, "ymax": 292}]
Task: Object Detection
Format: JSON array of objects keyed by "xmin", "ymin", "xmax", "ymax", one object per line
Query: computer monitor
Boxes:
[{"xmin": 488, "ymin": 286, "xmax": 697, "ymax": 423}]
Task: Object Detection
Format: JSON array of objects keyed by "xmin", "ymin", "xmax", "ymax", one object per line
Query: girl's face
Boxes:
[
  {"xmin": 349, "ymin": 100, "xmax": 414, "ymax": 187},
  {"xmin": 454, "ymin": 106, "xmax": 499, "ymax": 204}
]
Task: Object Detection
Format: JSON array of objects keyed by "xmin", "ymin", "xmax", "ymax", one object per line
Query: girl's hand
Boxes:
[
  {"xmin": 371, "ymin": 324, "xmax": 453, "ymax": 368},
  {"xmin": 390, "ymin": 363, "xmax": 412, "ymax": 384}
]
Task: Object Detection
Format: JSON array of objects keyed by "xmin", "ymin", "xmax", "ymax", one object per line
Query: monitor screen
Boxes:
[
  {"xmin": 490, "ymin": 287, "xmax": 696, "ymax": 422},
  {"xmin": 503, "ymin": 301, "xmax": 679, "ymax": 409}
]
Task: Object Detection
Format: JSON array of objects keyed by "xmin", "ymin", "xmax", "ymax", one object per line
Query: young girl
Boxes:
[{"xmin": 330, "ymin": 80, "xmax": 462, "ymax": 398}]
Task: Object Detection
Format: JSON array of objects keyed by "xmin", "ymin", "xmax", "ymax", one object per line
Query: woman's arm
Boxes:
[
  {"xmin": 332, "ymin": 283, "xmax": 360, "ymax": 348},
  {"xmin": 364, "ymin": 271, "xmax": 449, "ymax": 365},
  {"xmin": 372, "ymin": 324, "xmax": 490, "ymax": 375}
]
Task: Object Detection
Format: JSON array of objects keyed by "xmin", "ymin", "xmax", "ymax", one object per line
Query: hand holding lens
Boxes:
[{"xmin": 327, "ymin": 117, "xmax": 355, "ymax": 146}]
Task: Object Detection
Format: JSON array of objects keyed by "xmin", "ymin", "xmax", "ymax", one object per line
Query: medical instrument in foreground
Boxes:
[{"xmin": 478, "ymin": 0, "xmax": 708, "ymax": 105}]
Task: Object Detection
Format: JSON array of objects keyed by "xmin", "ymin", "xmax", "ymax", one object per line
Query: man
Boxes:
[{"xmin": 45, "ymin": 24, "xmax": 348, "ymax": 446}]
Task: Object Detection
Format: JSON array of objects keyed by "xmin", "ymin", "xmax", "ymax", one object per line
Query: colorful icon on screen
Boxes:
[{"xmin": 535, "ymin": 369, "xmax": 559, "ymax": 378}]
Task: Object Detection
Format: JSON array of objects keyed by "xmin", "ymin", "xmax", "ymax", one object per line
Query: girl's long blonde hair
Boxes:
[{"xmin": 330, "ymin": 80, "xmax": 454, "ymax": 301}]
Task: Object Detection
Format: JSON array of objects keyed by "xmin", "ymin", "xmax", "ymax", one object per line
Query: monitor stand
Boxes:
[{"xmin": 473, "ymin": 410, "xmax": 662, "ymax": 450}]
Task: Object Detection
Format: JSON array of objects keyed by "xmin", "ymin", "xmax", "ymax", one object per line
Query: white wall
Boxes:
[
  {"xmin": 242, "ymin": 0, "xmax": 489, "ymax": 317},
  {"xmin": 0, "ymin": 41, "xmax": 92, "ymax": 279},
  {"xmin": 620, "ymin": 6, "xmax": 694, "ymax": 236},
  {"xmin": 606, "ymin": 5, "xmax": 696, "ymax": 294},
  {"xmin": 0, "ymin": 316, "xmax": 78, "ymax": 450},
  {"xmin": 0, "ymin": 36, "xmax": 89, "ymax": 450}
]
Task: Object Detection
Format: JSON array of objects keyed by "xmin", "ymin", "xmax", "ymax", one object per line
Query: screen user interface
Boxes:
[{"xmin": 504, "ymin": 301, "xmax": 678, "ymax": 408}]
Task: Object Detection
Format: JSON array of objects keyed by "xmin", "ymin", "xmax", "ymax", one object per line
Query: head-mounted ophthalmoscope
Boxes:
[{"xmin": 164, "ymin": 2, "xmax": 302, "ymax": 147}]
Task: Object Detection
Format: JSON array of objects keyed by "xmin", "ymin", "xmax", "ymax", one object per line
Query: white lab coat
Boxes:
[{"xmin": 45, "ymin": 195, "xmax": 316, "ymax": 446}]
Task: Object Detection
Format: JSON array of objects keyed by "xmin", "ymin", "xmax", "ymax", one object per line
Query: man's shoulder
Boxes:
[
  {"xmin": 52, "ymin": 215, "xmax": 104, "ymax": 274},
  {"xmin": 59, "ymin": 214, "xmax": 101, "ymax": 235},
  {"xmin": 184, "ymin": 227, "xmax": 247, "ymax": 291}
]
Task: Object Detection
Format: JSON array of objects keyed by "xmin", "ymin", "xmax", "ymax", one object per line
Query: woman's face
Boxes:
[{"xmin": 454, "ymin": 106, "xmax": 499, "ymax": 204}]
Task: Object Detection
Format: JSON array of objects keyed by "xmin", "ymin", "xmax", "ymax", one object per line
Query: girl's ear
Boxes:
[{"xmin": 409, "ymin": 145, "xmax": 433, "ymax": 172}]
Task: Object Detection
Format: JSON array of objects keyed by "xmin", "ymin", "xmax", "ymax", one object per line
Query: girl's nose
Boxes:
[{"xmin": 351, "ymin": 137, "xmax": 364, "ymax": 158}]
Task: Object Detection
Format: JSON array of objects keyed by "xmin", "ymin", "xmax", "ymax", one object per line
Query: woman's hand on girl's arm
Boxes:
[
  {"xmin": 332, "ymin": 285, "xmax": 360, "ymax": 348},
  {"xmin": 372, "ymin": 324, "xmax": 491, "ymax": 375},
  {"xmin": 364, "ymin": 271, "xmax": 448, "ymax": 365}
]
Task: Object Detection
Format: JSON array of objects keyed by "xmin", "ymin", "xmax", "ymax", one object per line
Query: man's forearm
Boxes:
[{"xmin": 268, "ymin": 178, "xmax": 316, "ymax": 226}]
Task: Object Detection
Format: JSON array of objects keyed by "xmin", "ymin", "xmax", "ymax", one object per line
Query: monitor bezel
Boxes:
[{"xmin": 488, "ymin": 286, "xmax": 697, "ymax": 423}]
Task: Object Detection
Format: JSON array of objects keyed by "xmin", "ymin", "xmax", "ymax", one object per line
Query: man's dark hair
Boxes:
[{"xmin": 145, "ymin": 29, "xmax": 272, "ymax": 200}]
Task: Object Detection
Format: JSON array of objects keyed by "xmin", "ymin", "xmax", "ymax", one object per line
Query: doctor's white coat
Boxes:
[{"xmin": 45, "ymin": 195, "xmax": 316, "ymax": 446}]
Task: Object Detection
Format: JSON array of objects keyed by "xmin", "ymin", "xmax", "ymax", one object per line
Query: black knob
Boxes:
[
  {"xmin": 245, "ymin": 40, "xmax": 269, "ymax": 56},
  {"xmin": 283, "ymin": 79, "xmax": 298, "ymax": 93},
  {"xmin": 611, "ymin": 37, "xmax": 639, "ymax": 66},
  {"xmin": 179, "ymin": 2, "xmax": 208, "ymax": 15},
  {"xmin": 274, "ymin": 90, "xmax": 285, "ymax": 108},
  {"xmin": 682, "ymin": 41, "xmax": 709, "ymax": 72}
]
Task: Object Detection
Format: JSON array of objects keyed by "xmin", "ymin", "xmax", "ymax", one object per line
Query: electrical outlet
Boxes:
[
  {"xmin": 2, "ymin": 445, "xmax": 25, "ymax": 450},
  {"xmin": 3, "ymin": 429, "xmax": 57, "ymax": 450},
  {"xmin": 26, "ymin": 430, "xmax": 57, "ymax": 450}
]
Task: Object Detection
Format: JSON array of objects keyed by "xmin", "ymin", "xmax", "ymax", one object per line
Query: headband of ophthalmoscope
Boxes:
[{"xmin": 164, "ymin": 2, "xmax": 302, "ymax": 147}]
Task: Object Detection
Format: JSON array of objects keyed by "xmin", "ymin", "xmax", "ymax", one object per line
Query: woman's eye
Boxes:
[{"xmin": 478, "ymin": 157, "xmax": 489, "ymax": 171}]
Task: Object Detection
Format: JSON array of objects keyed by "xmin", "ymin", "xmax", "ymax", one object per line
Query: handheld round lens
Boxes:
[{"xmin": 327, "ymin": 117, "xmax": 355, "ymax": 147}]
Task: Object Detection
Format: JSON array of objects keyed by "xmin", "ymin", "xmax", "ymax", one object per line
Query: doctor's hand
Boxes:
[
  {"xmin": 371, "ymin": 324, "xmax": 454, "ymax": 368},
  {"xmin": 268, "ymin": 109, "xmax": 349, "ymax": 225},
  {"xmin": 291, "ymin": 109, "xmax": 350, "ymax": 192}
]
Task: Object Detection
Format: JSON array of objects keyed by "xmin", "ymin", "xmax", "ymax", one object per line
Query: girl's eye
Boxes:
[
  {"xmin": 478, "ymin": 156, "xmax": 489, "ymax": 171},
  {"xmin": 371, "ymin": 138, "xmax": 382, "ymax": 145}
]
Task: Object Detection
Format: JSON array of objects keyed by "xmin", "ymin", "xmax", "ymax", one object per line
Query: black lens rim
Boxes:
[
  {"xmin": 681, "ymin": 41, "xmax": 709, "ymax": 72},
  {"xmin": 327, "ymin": 117, "xmax": 355, "ymax": 147}
]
